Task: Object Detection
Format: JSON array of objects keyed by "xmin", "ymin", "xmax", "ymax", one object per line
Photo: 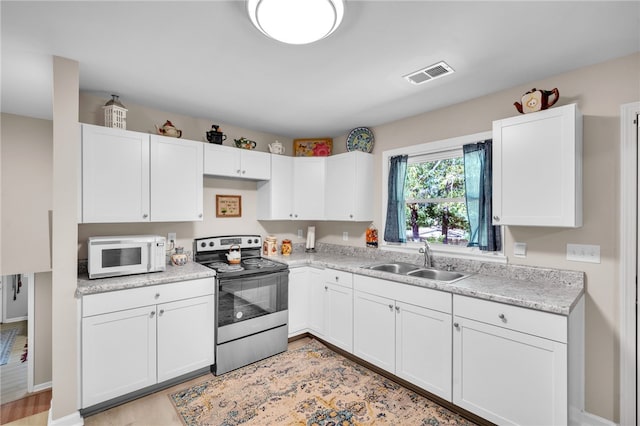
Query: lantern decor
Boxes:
[{"xmin": 102, "ymin": 94, "xmax": 128, "ymax": 129}]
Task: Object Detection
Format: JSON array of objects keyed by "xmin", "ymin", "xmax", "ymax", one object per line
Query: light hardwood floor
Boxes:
[
  {"xmin": 4, "ymin": 337, "xmax": 312, "ymax": 426},
  {"xmin": 1, "ymin": 321, "xmax": 29, "ymax": 405}
]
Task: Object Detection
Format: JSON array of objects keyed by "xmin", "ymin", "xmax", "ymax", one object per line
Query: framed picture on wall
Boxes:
[
  {"xmin": 293, "ymin": 138, "xmax": 333, "ymax": 157},
  {"xmin": 216, "ymin": 195, "xmax": 242, "ymax": 217}
]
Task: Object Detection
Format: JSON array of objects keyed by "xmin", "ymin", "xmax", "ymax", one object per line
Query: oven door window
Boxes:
[{"xmin": 218, "ymin": 273, "xmax": 287, "ymax": 327}]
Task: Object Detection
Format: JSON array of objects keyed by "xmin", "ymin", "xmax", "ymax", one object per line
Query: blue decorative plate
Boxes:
[{"xmin": 346, "ymin": 127, "xmax": 374, "ymax": 153}]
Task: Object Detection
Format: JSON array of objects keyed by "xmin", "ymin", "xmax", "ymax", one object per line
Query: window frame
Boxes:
[{"xmin": 381, "ymin": 130, "xmax": 506, "ymax": 262}]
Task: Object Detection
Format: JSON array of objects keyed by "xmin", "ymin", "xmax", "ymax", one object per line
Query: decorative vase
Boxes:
[
  {"xmin": 281, "ymin": 239, "xmax": 292, "ymax": 256},
  {"xmin": 171, "ymin": 247, "xmax": 188, "ymax": 266}
]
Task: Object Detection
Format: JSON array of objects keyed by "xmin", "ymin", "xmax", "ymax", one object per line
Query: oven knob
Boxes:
[
  {"xmin": 200, "ymin": 242, "xmax": 206, "ymax": 248},
  {"xmin": 209, "ymin": 242, "xmax": 215, "ymax": 247}
]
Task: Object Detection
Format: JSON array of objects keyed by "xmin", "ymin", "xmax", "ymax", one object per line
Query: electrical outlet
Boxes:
[
  {"xmin": 342, "ymin": 232, "xmax": 349, "ymax": 241},
  {"xmin": 297, "ymin": 229, "xmax": 303, "ymax": 238},
  {"xmin": 168, "ymin": 233, "xmax": 176, "ymax": 245},
  {"xmin": 566, "ymin": 243, "xmax": 600, "ymax": 263},
  {"xmin": 513, "ymin": 242, "xmax": 527, "ymax": 258}
]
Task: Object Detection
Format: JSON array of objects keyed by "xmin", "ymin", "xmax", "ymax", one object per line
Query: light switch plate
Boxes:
[
  {"xmin": 342, "ymin": 232, "xmax": 349, "ymax": 241},
  {"xmin": 297, "ymin": 229, "xmax": 303, "ymax": 238},
  {"xmin": 513, "ymin": 242, "xmax": 527, "ymax": 258},
  {"xmin": 567, "ymin": 243, "xmax": 601, "ymax": 263}
]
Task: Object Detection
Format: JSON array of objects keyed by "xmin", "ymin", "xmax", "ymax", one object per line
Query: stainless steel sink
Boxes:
[
  {"xmin": 364, "ymin": 262, "xmax": 470, "ymax": 283},
  {"xmin": 365, "ymin": 262, "xmax": 422, "ymax": 274},
  {"xmin": 406, "ymin": 268, "xmax": 465, "ymax": 281}
]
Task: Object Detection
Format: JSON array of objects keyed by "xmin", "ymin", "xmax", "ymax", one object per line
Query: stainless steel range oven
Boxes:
[{"xmin": 194, "ymin": 235, "xmax": 289, "ymax": 375}]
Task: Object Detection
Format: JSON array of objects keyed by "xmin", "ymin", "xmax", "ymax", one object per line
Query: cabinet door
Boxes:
[
  {"xmin": 203, "ymin": 143, "xmax": 241, "ymax": 178},
  {"xmin": 395, "ymin": 301, "xmax": 452, "ymax": 400},
  {"xmin": 492, "ymin": 103, "xmax": 582, "ymax": 227},
  {"xmin": 453, "ymin": 316, "xmax": 567, "ymax": 425},
  {"xmin": 150, "ymin": 136, "xmax": 203, "ymax": 221},
  {"xmin": 308, "ymin": 269, "xmax": 325, "ymax": 336},
  {"xmin": 325, "ymin": 152, "xmax": 373, "ymax": 221},
  {"xmin": 288, "ymin": 267, "xmax": 310, "ymax": 337},
  {"xmin": 292, "ymin": 157, "xmax": 325, "ymax": 220},
  {"xmin": 256, "ymin": 155, "xmax": 293, "ymax": 220},
  {"xmin": 324, "ymin": 283, "xmax": 353, "ymax": 352},
  {"xmin": 82, "ymin": 306, "xmax": 156, "ymax": 407},
  {"xmin": 81, "ymin": 124, "xmax": 150, "ymax": 223},
  {"xmin": 240, "ymin": 150, "xmax": 271, "ymax": 180},
  {"xmin": 353, "ymin": 291, "xmax": 395, "ymax": 371},
  {"xmin": 157, "ymin": 295, "xmax": 214, "ymax": 382}
]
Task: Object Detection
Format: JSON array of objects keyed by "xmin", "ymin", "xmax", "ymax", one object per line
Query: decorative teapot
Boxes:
[
  {"xmin": 206, "ymin": 124, "xmax": 227, "ymax": 144},
  {"xmin": 234, "ymin": 137, "xmax": 257, "ymax": 150},
  {"xmin": 170, "ymin": 247, "xmax": 188, "ymax": 266},
  {"xmin": 514, "ymin": 88, "xmax": 560, "ymax": 114},
  {"xmin": 268, "ymin": 140, "xmax": 285, "ymax": 155},
  {"xmin": 156, "ymin": 120, "xmax": 182, "ymax": 138},
  {"xmin": 226, "ymin": 244, "xmax": 241, "ymax": 264}
]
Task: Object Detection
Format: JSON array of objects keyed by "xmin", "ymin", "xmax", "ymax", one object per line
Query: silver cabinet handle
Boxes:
[
  {"xmin": 159, "ymin": 309, "xmax": 165, "ymax": 316},
  {"xmin": 498, "ymin": 313, "xmax": 506, "ymax": 320},
  {"xmin": 388, "ymin": 304, "xmax": 393, "ymax": 311},
  {"xmin": 143, "ymin": 213, "xmax": 148, "ymax": 219},
  {"xmin": 198, "ymin": 213, "xmax": 203, "ymax": 218},
  {"xmin": 289, "ymin": 213, "xmax": 293, "ymax": 218},
  {"xmin": 324, "ymin": 285, "xmax": 328, "ymax": 291},
  {"xmin": 453, "ymin": 322, "xmax": 459, "ymax": 328},
  {"xmin": 155, "ymin": 293, "xmax": 160, "ymax": 299},
  {"xmin": 294, "ymin": 214, "xmax": 298, "ymax": 218},
  {"xmin": 335, "ymin": 276, "xmax": 339, "ymax": 282},
  {"xmin": 493, "ymin": 215, "xmax": 500, "ymax": 221},
  {"xmin": 149, "ymin": 311, "xmax": 155, "ymax": 318},
  {"xmin": 395, "ymin": 306, "xmax": 400, "ymax": 313},
  {"xmin": 349, "ymin": 214, "xmax": 353, "ymax": 219}
]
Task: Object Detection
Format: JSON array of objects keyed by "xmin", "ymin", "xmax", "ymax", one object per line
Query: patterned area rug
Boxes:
[
  {"xmin": 170, "ymin": 340, "xmax": 476, "ymax": 425},
  {"xmin": 0, "ymin": 328, "xmax": 19, "ymax": 366}
]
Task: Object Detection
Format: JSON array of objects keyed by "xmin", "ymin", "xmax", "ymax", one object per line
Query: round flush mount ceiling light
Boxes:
[{"xmin": 247, "ymin": 0, "xmax": 344, "ymax": 45}]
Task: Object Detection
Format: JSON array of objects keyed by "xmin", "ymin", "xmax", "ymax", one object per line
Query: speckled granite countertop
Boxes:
[
  {"xmin": 266, "ymin": 248, "xmax": 584, "ymax": 316},
  {"xmin": 76, "ymin": 243, "xmax": 584, "ymax": 315},
  {"xmin": 76, "ymin": 262, "xmax": 215, "ymax": 297}
]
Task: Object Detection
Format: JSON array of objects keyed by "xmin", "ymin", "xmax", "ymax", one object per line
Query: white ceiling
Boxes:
[{"xmin": 2, "ymin": 1, "xmax": 639, "ymax": 138}]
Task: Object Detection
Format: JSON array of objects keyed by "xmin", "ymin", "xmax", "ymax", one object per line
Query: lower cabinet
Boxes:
[
  {"xmin": 288, "ymin": 267, "xmax": 312, "ymax": 337},
  {"xmin": 81, "ymin": 278, "xmax": 215, "ymax": 408},
  {"xmin": 321, "ymin": 269, "xmax": 353, "ymax": 352},
  {"xmin": 452, "ymin": 294, "xmax": 584, "ymax": 426},
  {"xmin": 353, "ymin": 275, "xmax": 452, "ymax": 400}
]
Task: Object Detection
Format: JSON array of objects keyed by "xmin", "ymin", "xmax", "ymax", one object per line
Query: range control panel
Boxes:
[{"xmin": 194, "ymin": 235, "xmax": 262, "ymax": 252}]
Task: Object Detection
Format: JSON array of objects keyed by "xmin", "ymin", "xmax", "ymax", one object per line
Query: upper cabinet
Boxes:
[
  {"xmin": 492, "ymin": 103, "xmax": 582, "ymax": 227},
  {"xmin": 203, "ymin": 143, "xmax": 271, "ymax": 180},
  {"xmin": 150, "ymin": 135, "xmax": 203, "ymax": 222},
  {"xmin": 82, "ymin": 124, "xmax": 151, "ymax": 223},
  {"xmin": 256, "ymin": 155, "xmax": 325, "ymax": 220},
  {"xmin": 81, "ymin": 124, "xmax": 203, "ymax": 223},
  {"xmin": 325, "ymin": 151, "xmax": 373, "ymax": 221}
]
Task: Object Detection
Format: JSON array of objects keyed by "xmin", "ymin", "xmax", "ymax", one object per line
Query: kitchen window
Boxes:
[{"xmin": 381, "ymin": 131, "xmax": 504, "ymax": 260}]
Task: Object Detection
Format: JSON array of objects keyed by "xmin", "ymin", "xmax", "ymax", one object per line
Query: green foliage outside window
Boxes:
[{"xmin": 404, "ymin": 157, "xmax": 469, "ymax": 245}]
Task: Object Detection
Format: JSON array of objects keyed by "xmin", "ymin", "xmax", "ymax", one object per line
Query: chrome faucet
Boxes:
[{"xmin": 418, "ymin": 240, "xmax": 432, "ymax": 268}]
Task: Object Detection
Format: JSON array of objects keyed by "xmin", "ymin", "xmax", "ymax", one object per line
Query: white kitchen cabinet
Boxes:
[
  {"xmin": 288, "ymin": 267, "xmax": 311, "ymax": 337},
  {"xmin": 325, "ymin": 151, "xmax": 374, "ymax": 221},
  {"xmin": 452, "ymin": 294, "xmax": 584, "ymax": 425},
  {"xmin": 492, "ymin": 103, "xmax": 582, "ymax": 227},
  {"xmin": 81, "ymin": 124, "xmax": 204, "ymax": 223},
  {"xmin": 257, "ymin": 155, "xmax": 294, "ymax": 220},
  {"xmin": 156, "ymin": 295, "xmax": 214, "ymax": 382},
  {"xmin": 150, "ymin": 135, "xmax": 204, "ymax": 222},
  {"xmin": 81, "ymin": 305, "xmax": 157, "ymax": 407},
  {"xmin": 81, "ymin": 124, "xmax": 150, "ymax": 223},
  {"xmin": 321, "ymin": 269, "xmax": 353, "ymax": 352},
  {"xmin": 353, "ymin": 274, "xmax": 452, "ymax": 400},
  {"xmin": 203, "ymin": 143, "xmax": 271, "ymax": 180},
  {"xmin": 257, "ymin": 155, "xmax": 325, "ymax": 220},
  {"xmin": 81, "ymin": 278, "xmax": 215, "ymax": 408},
  {"xmin": 293, "ymin": 157, "xmax": 325, "ymax": 220}
]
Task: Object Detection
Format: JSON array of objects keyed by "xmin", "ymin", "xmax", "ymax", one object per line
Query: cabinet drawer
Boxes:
[
  {"xmin": 83, "ymin": 278, "xmax": 215, "ymax": 317},
  {"xmin": 323, "ymin": 268, "xmax": 353, "ymax": 288},
  {"xmin": 453, "ymin": 295, "xmax": 566, "ymax": 343},
  {"xmin": 354, "ymin": 274, "xmax": 451, "ymax": 314}
]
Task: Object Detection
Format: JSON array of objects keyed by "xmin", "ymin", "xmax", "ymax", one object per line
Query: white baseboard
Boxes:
[
  {"xmin": 579, "ymin": 410, "xmax": 618, "ymax": 426},
  {"xmin": 32, "ymin": 381, "xmax": 52, "ymax": 393},
  {"xmin": 47, "ymin": 408, "xmax": 84, "ymax": 426}
]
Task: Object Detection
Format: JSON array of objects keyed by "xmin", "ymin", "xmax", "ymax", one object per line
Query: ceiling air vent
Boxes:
[{"xmin": 404, "ymin": 61, "xmax": 454, "ymax": 85}]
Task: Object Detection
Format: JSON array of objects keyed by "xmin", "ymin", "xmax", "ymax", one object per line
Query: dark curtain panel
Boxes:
[
  {"xmin": 384, "ymin": 155, "xmax": 408, "ymax": 243},
  {"xmin": 463, "ymin": 140, "xmax": 502, "ymax": 251}
]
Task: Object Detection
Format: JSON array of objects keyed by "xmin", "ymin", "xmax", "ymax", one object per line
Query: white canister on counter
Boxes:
[{"xmin": 263, "ymin": 236, "xmax": 277, "ymax": 256}]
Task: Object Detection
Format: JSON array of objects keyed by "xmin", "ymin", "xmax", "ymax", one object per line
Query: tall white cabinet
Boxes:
[{"xmin": 492, "ymin": 103, "xmax": 582, "ymax": 227}]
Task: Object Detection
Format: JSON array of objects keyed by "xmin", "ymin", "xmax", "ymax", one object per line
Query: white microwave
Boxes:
[{"xmin": 88, "ymin": 235, "xmax": 166, "ymax": 279}]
